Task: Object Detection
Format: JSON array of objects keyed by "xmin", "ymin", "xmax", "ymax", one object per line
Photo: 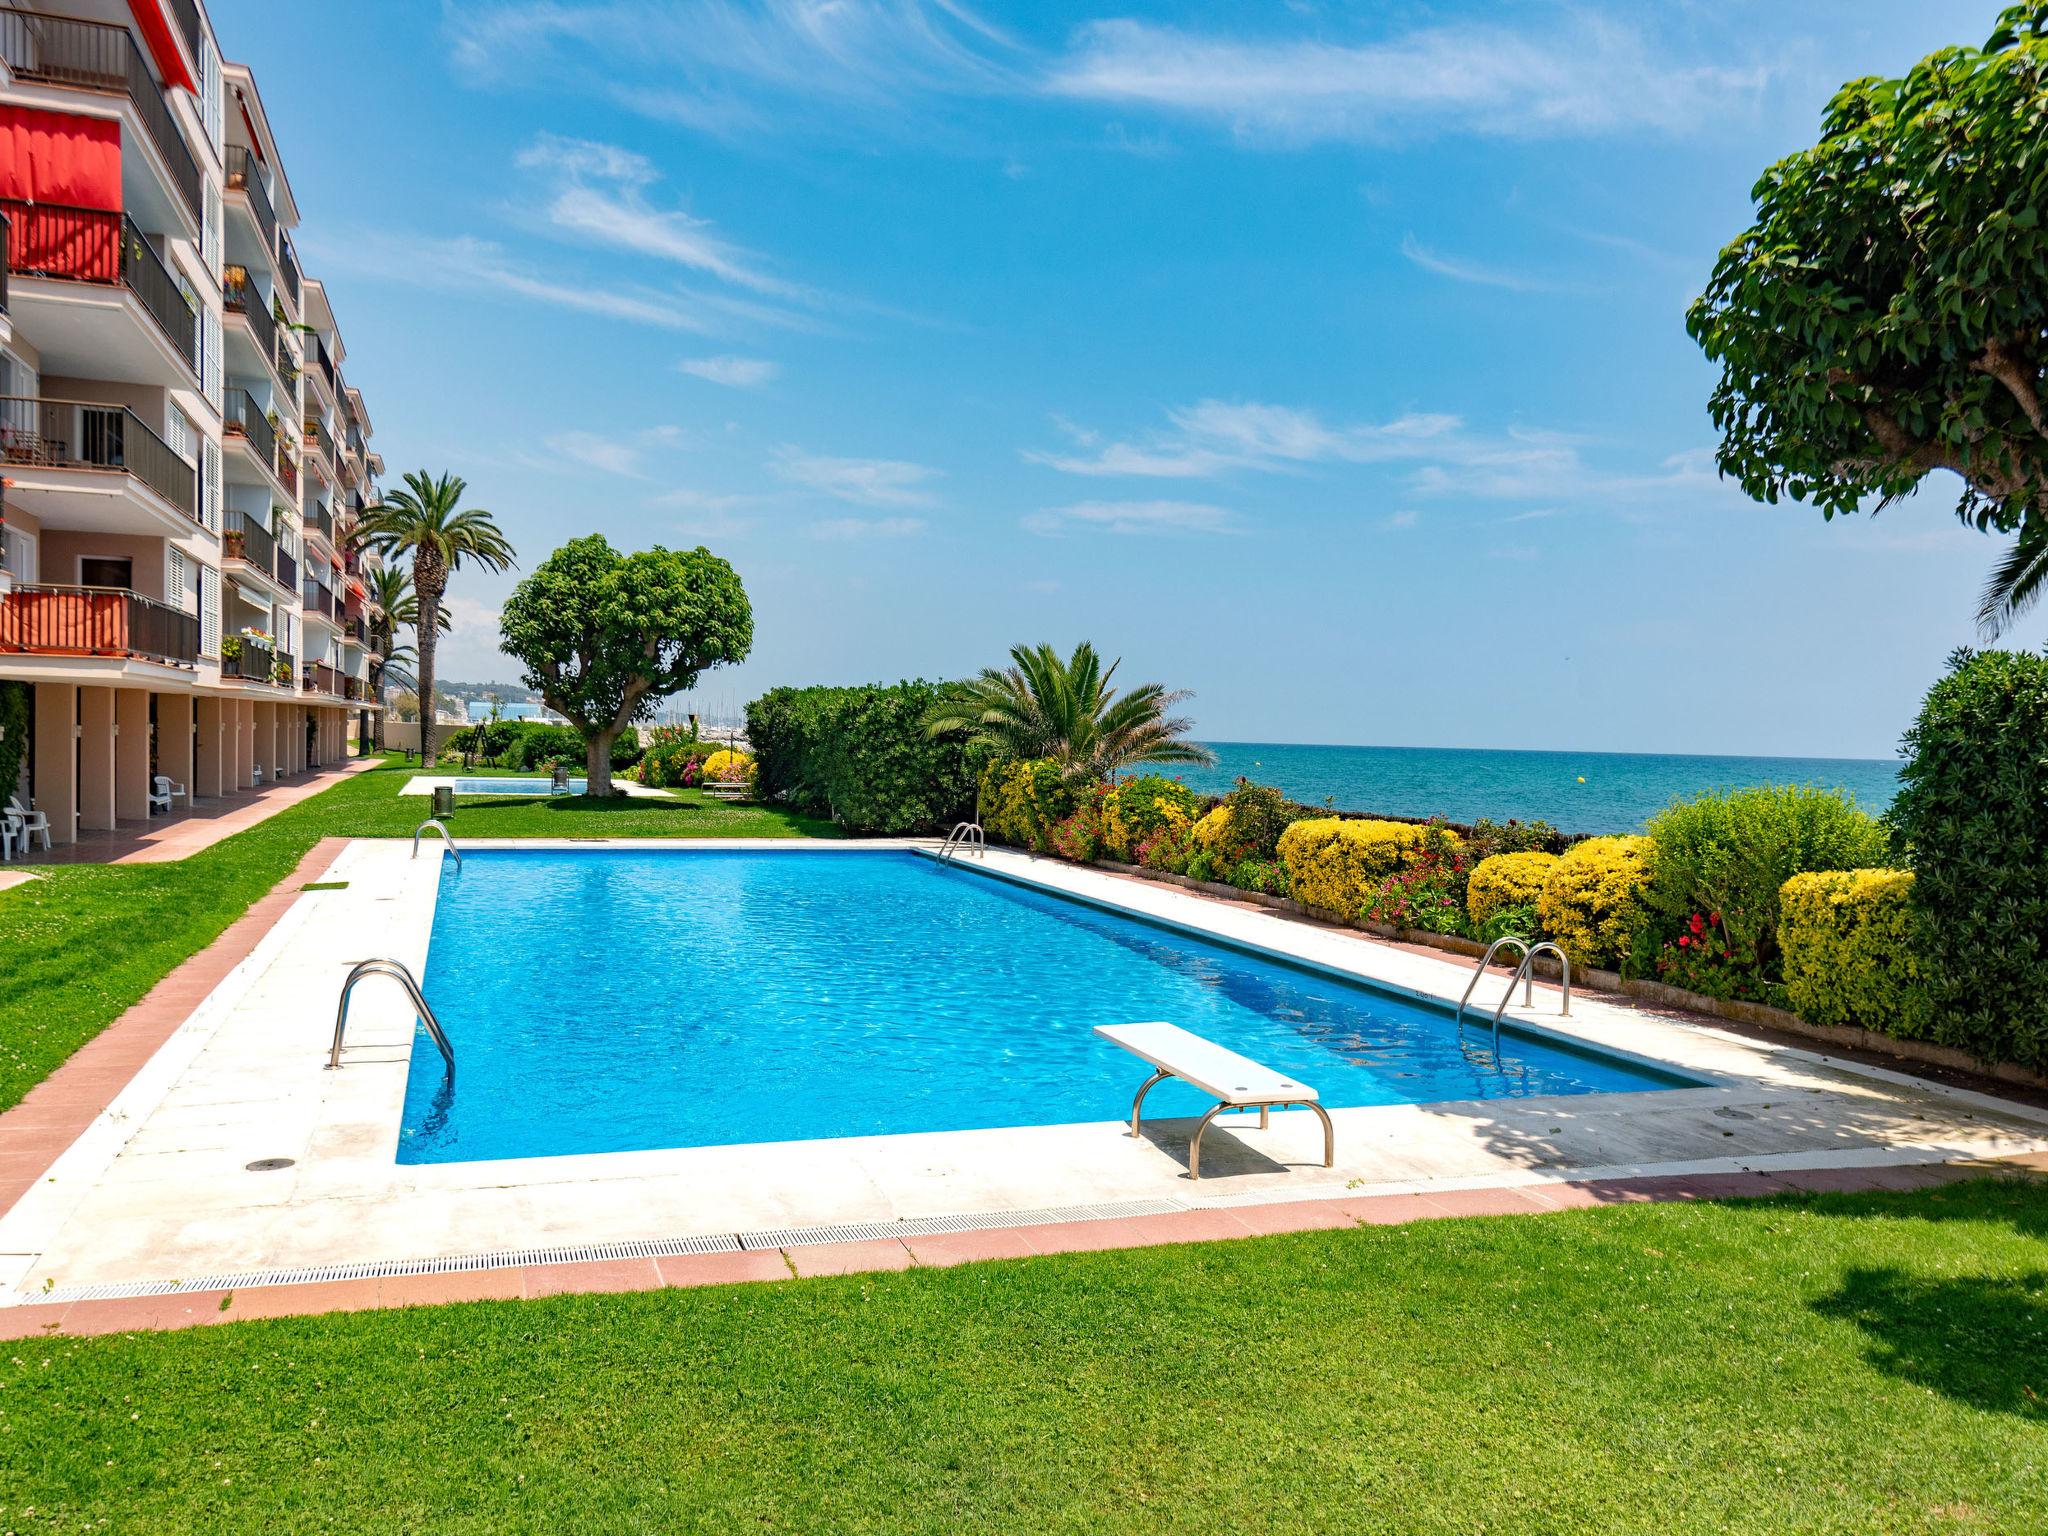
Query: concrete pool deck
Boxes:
[{"xmin": 2, "ymin": 836, "xmax": 2046, "ymax": 1336}]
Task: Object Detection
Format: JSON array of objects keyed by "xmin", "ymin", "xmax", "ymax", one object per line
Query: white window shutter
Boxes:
[
  {"xmin": 203, "ymin": 39, "xmax": 223, "ymax": 156},
  {"xmin": 166, "ymin": 403, "xmax": 190, "ymax": 461},
  {"xmin": 168, "ymin": 547, "xmax": 188, "ymax": 607},
  {"xmin": 200, "ymin": 566, "xmax": 220, "ymax": 656},
  {"xmin": 203, "ymin": 183, "xmax": 222, "ymax": 282},
  {"xmin": 203, "ymin": 309, "xmax": 222, "ymax": 411},
  {"xmin": 202, "ymin": 439, "xmax": 221, "ymax": 532}
]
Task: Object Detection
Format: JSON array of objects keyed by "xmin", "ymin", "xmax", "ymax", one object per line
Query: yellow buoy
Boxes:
[{"xmin": 1576, "ymin": 776, "xmax": 1585, "ymax": 783}]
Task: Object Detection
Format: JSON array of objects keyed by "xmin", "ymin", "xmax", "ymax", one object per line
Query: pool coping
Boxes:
[
  {"xmin": 399, "ymin": 775, "xmax": 672, "ymax": 799},
  {"xmin": 5, "ymin": 835, "xmax": 2048, "ymax": 1334}
]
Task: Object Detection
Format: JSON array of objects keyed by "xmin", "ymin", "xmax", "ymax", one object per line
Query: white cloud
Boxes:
[
  {"xmin": 808, "ymin": 516, "xmax": 927, "ymax": 540},
  {"xmin": 774, "ymin": 448, "xmax": 941, "ymax": 506},
  {"xmin": 645, "ymin": 486, "xmax": 766, "ymax": 541},
  {"xmin": 540, "ymin": 425, "xmax": 688, "ymax": 479},
  {"xmin": 1029, "ymin": 400, "xmax": 1466, "ymax": 479},
  {"xmin": 1400, "ymin": 234, "xmax": 1550, "ymax": 292},
  {"xmin": 1044, "ymin": 16, "xmax": 1770, "ymax": 144},
  {"xmin": 679, "ymin": 354, "xmax": 779, "ymax": 388},
  {"xmin": 1382, "ymin": 509, "xmax": 1419, "ymax": 530},
  {"xmin": 1024, "ymin": 499, "xmax": 1238, "ymax": 536}
]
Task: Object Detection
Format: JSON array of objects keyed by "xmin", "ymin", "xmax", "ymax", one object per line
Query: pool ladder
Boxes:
[
  {"xmin": 412, "ymin": 819, "xmax": 461, "ymax": 864},
  {"xmin": 1455, "ymin": 936, "xmax": 1572, "ymax": 1049},
  {"xmin": 330, "ymin": 958, "xmax": 454, "ymax": 1076},
  {"xmin": 937, "ymin": 821, "xmax": 986, "ymax": 860}
]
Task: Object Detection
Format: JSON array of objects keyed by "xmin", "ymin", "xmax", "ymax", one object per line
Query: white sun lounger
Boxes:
[{"xmin": 1094, "ymin": 1021, "xmax": 1334, "ymax": 1180}]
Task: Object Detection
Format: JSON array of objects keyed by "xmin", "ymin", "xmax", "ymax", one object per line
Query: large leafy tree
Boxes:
[
  {"xmin": 500, "ymin": 534, "xmax": 753, "ymax": 796},
  {"xmin": 924, "ymin": 640, "xmax": 1215, "ymax": 781},
  {"xmin": 356, "ymin": 472, "xmax": 515, "ymax": 763},
  {"xmin": 1687, "ymin": 4, "xmax": 2048, "ymax": 635}
]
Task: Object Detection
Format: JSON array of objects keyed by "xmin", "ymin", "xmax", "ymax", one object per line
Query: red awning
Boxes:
[
  {"xmin": 0, "ymin": 107, "xmax": 122, "ymax": 281},
  {"xmin": 128, "ymin": 1, "xmax": 196, "ymax": 95}
]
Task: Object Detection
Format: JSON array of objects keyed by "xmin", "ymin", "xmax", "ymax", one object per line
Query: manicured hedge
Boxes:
[
  {"xmin": 1466, "ymin": 851, "xmax": 1559, "ymax": 931},
  {"xmin": 1101, "ymin": 775, "xmax": 1200, "ymax": 861},
  {"xmin": 1889, "ymin": 648, "xmax": 2048, "ymax": 1071},
  {"xmin": 1778, "ymin": 869, "xmax": 1934, "ymax": 1038},
  {"xmin": 1277, "ymin": 818, "xmax": 1449, "ymax": 921},
  {"xmin": 747, "ymin": 682, "xmax": 989, "ymax": 835},
  {"xmin": 978, "ymin": 758, "xmax": 1080, "ymax": 851},
  {"xmin": 1536, "ymin": 835, "xmax": 1652, "ymax": 969}
]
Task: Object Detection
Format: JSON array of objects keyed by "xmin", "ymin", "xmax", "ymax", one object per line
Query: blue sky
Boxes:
[{"xmin": 213, "ymin": 0, "xmax": 2018, "ymax": 759}]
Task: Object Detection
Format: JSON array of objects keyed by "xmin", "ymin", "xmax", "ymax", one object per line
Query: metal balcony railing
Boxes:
[
  {"xmin": 275, "ymin": 543, "xmax": 297, "ymax": 592},
  {"xmin": 221, "ymin": 633, "xmax": 272, "ymax": 681},
  {"xmin": 0, "ymin": 583, "xmax": 199, "ymax": 665},
  {"xmin": 223, "ymin": 388, "xmax": 277, "ymax": 467},
  {"xmin": 2, "ymin": 202, "xmax": 197, "ymax": 370},
  {"xmin": 0, "ymin": 8, "xmax": 202, "ymax": 222},
  {"xmin": 313, "ymin": 335, "xmax": 336, "ymax": 393},
  {"xmin": 276, "ymin": 442, "xmax": 297, "ymax": 496},
  {"xmin": 166, "ymin": 0, "xmax": 199, "ymax": 63},
  {"xmin": 302, "ymin": 577, "xmax": 336, "ymax": 621},
  {"xmin": 225, "ymin": 145, "xmax": 276, "ymax": 247},
  {"xmin": 302, "ymin": 660, "xmax": 343, "ymax": 696},
  {"xmin": 223, "ymin": 509, "xmax": 277, "ymax": 577},
  {"xmin": 0, "ymin": 396, "xmax": 197, "ymax": 518},
  {"xmin": 306, "ymin": 500, "xmax": 334, "ymax": 544},
  {"xmin": 277, "ymin": 236, "xmax": 301, "ymax": 311},
  {"xmin": 223, "ymin": 263, "xmax": 277, "ymax": 362}
]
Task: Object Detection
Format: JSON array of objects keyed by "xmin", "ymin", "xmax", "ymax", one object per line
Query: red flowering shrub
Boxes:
[{"xmin": 1653, "ymin": 909, "xmax": 1782, "ymax": 1004}]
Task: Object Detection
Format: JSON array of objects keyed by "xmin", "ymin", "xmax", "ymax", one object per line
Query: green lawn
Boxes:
[
  {"xmin": 0, "ymin": 755, "xmax": 831, "ymax": 1112},
  {"xmin": 0, "ymin": 1179, "xmax": 2041, "ymax": 1532}
]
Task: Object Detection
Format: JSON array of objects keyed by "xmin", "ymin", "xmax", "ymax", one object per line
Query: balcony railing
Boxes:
[
  {"xmin": 302, "ymin": 578, "xmax": 336, "ymax": 621},
  {"xmin": 276, "ymin": 543, "xmax": 297, "ymax": 592},
  {"xmin": 277, "ymin": 236, "xmax": 301, "ymax": 311},
  {"xmin": 0, "ymin": 396, "xmax": 197, "ymax": 518},
  {"xmin": 346, "ymin": 424, "xmax": 366, "ymax": 460},
  {"xmin": 222, "ymin": 262, "xmax": 277, "ymax": 363},
  {"xmin": 221, "ymin": 634, "xmax": 272, "ymax": 681},
  {"xmin": 222, "ymin": 388, "xmax": 277, "ymax": 468},
  {"xmin": 302, "ymin": 660, "xmax": 343, "ymax": 696},
  {"xmin": 0, "ymin": 9, "xmax": 202, "ymax": 222},
  {"xmin": 0, "ymin": 583, "xmax": 199, "ymax": 665},
  {"xmin": 0, "ymin": 212, "xmax": 9, "ymax": 315},
  {"xmin": 223, "ymin": 509, "xmax": 277, "ymax": 577},
  {"xmin": 313, "ymin": 335, "xmax": 336, "ymax": 393},
  {"xmin": 276, "ymin": 442, "xmax": 297, "ymax": 496},
  {"xmin": 306, "ymin": 500, "xmax": 334, "ymax": 544},
  {"xmin": 225, "ymin": 145, "xmax": 276, "ymax": 247},
  {"xmin": 344, "ymin": 675, "xmax": 370, "ymax": 703},
  {"xmin": 2, "ymin": 202, "xmax": 196, "ymax": 370},
  {"xmin": 166, "ymin": 0, "xmax": 199, "ymax": 63}
]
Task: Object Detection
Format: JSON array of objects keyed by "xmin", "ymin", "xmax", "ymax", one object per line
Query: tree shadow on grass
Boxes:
[{"xmin": 1813, "ymin": 1264, "xmax": 2048, "ymax": 1421}]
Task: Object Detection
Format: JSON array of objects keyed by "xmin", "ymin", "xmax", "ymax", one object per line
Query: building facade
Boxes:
[{"xmin": 0, "ymin": 0, "xmax": 381, "ymax": 844}]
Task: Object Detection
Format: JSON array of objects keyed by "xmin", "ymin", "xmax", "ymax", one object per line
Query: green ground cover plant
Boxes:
[
  {"xmin": 0, "ymin": 757, "xmax": 830, "ymax": 1113},
  {"xmin": 0, "ymin": 1179, "xmax": 2042, "ymax": 1532}
]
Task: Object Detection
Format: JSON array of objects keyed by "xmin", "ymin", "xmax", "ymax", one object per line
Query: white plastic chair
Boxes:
[
  {"xmin": 1, "ymin": 814, "xmax": 15, "ymax": 862},
  {"xmin": 155, "ymin": 772, "xmax": 188, "ymax": 808},
  {"xmin": 251, "ymin": 763, "xmax": 265, "ymax": 786},
  {"xmin": 7, "ymin": 795, "xmax": 51, "ymax": 852}
]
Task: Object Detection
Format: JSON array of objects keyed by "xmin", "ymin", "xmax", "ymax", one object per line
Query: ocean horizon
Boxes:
[{"xmin": 1177, "ymin": 741, "xmax": 1902, "ymax": 836}]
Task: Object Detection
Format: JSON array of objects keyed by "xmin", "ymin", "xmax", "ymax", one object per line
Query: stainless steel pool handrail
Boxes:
[
  {"xmin": 938, "ymin": 821, "xmax": 986, "ymax": 859},
  {"xmin": 1487, "ymin": 942, "xmax": 1573, "ymax": 1047},
  {"xmin": 412, "ymin": 818, "xmax": 461, "ymax": 864},
  {"xmin": 1455, "ymin": 936, "xmax": 1532, "ymax": 1028},
  {"xmin": 330, "ymin": 958, "xmax": 454, "ymax": 1075}
]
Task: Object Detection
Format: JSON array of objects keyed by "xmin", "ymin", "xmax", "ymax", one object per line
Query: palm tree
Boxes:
[
  {"xmin": 364, "ymin": 565, "xmax": 416, "ymax": 751},
  {"xmin": 356, "ymin": 472, "xmax": 514, "ymax": 764},
  {"xmin": 925, "ymin": 641, "xmax": 1216, "ymax": 780},
  {"xmin": 1979, "ymin": 517, "xmax": 2048, "ymax": 639}
]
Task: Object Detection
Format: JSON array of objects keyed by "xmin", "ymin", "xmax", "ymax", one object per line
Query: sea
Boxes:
[{"xmin": 1176, "ymin": 742, "xmax": 1903, "ymax": 836}]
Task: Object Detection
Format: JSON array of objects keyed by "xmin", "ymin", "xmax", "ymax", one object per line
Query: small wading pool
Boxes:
[{"xmin": 399, "ymin": 850, "xmax": 1699, "ymax": 1163}]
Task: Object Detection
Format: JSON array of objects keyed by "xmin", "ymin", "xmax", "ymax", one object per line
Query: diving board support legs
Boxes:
[
  {"xmin": 1129, "ymin": 1068, "xmax": 1172, "ymax": 1136},
  {"xmin": 1186, "ymin": 1098, "xmax": 1334, "ymax": 1181}
]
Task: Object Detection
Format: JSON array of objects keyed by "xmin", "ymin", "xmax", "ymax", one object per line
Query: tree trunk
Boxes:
[
  {"xmin": 414, "ymin": 564, "xmax": 445, "ymax": 764},
  {"xmin": 369, "ymin": 656, "xmax": 387, "ymax": 751},
  {"xmin": 585, "ymin": 728, "xmax": 617, "ymax": 798}
]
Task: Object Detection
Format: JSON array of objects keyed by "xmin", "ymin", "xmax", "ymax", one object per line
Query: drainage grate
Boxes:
[{"xmin": 29, "ymin": 1200, "xmax": 1189, "ymax": 1304}]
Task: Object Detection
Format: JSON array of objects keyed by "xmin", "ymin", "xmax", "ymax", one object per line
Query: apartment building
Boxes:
[{"xmin": 0, "ymin": 0, "xmax": 382, "ymax": 846}]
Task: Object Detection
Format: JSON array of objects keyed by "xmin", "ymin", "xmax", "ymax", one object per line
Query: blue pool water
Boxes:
[
  {"xmin": 399, "ymin": 850, "xmax": 1695, "ymax": 1163},
  {"xmin": 448, "ymin": 777, "xmax": 586, "ymax": 795}
]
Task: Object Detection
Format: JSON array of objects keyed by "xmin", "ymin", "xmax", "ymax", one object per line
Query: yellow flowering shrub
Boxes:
[
  {"xmin": 1779, "ymin": 869, "xmax": 1935, "ymax": 1037},
  {"xmin": 1101, "ymin": 776, "xmax": 1199, "ymax": 861},
  {"xmin": 1466, "ymin": 851, "xmax": 1561, "ymax": 931},
  {"xmin": 1536, "ymin": 835, "xmax": 1652, "ymax": 968},
  {"xmin": 1192, "ymin": 806, "xmax": 1231, "ymax": 850},
  {"xmin": 977, "ymin": 758, "xmax": 1079, "ymax": 851},
  {"xmin": 1277, "ymin": 818, "xmax": 1454, "ymax": 920},
  {"xmin": 702, "ymin": 749, "xmax": 754, "ymax": 781}
]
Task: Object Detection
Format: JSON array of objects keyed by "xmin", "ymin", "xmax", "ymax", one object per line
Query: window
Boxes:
[
  {"xmin": 80, "ymin": 556, "xmax": 132, "ymax": 590},
  {"xmin": 168, "ymin": 547, "xmax": 188, "ymax": 607},
  {"xmin": 202, "ymin": 440, "xmax": 221, "ymax": 532},
  {"xmin": 202, "ymin": 38, "xmax": 223, "ymax": 156},
  {"xmin": 200, "ymin": 565, "xmax": 220, "ymax": 656},
  {"xmin": 0, "ymin": 526, "xmax": 35, "ymax": 583}
]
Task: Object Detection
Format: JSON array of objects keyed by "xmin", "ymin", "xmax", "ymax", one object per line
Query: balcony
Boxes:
[
  {"xmin": 276, "ymin": 543, "xmax": 297, "ymax": 592},
  {"xmin": 311, "ymin": 335, "xmax": 335, "ymax": 394},
  {"xmin": 276, "ymin": 441, "xmax": 297, "ymax": 496},
  {"xmin": 222, "ymin": 387, "xmax": 277, "ymax": 468},
  {"xmin": 223, "ymin": 261, "xmax": 276, "ymax": 358},
  {"xmin": 166, "ymin": 0, "xmax": 199, "ymax": 63},
  {"xmin": 220, "ymin": 633, "xmax": 273, "ymax": 683},
  {"xmin": 225, "ymin": 145, "xmax": 276, "ymax": 249},
  {"xmin": 0, "ymin": 583, "xmax": 199, "ymax": 666},
  {"xmin": 2, "ymin": 202, "xmax": 197, "ymax": 377},
  {"xmin": 302, "ymin": 577, "xmax": 336, "ymax": 622},
  {"xmin": 0, "ymin": 396, "xmax": 196, "ymax": 521},
  {"xmin": 302, "ymin": 660, "xmax": 343, "ymax": 697},
  {"xmin": 277, "ymin": 236, "xmax": 301, "ymax": 312},
  {"xmin": 305, "ymin": 499, "xmax": 334, "ymax": 545},
  {"xmin": 0, "ymin": 8, "xmax": 202, "ymax": 225},
  {"xmin": 223, "ymin": 508, "xmax": 277, "ymax": 575}
]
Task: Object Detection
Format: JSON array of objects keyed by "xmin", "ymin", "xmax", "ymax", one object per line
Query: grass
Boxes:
[
  {"xmin": 0, "ymin": 754, "xmax": 832, "ymax": 1112},
  {"xmin": 0, "ymin": 1179, "xmax": 2043, "ymax": 1532}
]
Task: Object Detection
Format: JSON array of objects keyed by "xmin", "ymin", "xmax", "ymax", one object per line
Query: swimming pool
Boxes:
[
  {"xmin": 447, "ymin": 777, "xmax": 586, "ymax": 795},
  {"xmin": 399, "ymin": 849, "xmax": 1696, "ymax": 1163}
]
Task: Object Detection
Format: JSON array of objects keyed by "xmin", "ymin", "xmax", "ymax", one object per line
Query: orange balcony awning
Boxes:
[
  {"xmin": 128, "ymin": 1, "xmax": 197, "ymax": 94},
  {"xmin": 0, "ymin": 106, "xmax": 120, "ymax": 209}
]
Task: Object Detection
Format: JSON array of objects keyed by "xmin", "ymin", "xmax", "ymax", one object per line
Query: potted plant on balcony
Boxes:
[
  {"xmin": 271, "ymin": 657, "xmax": 293, "ymax": 687},
  {"xmin": 220, "ymin": 635, "xmax": 243, "ymax": 662}
]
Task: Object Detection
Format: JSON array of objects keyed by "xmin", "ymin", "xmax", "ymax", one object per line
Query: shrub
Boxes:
[
  {"xmin": 978, "ymin": 758, "xmax": 1081, "ymax": 852},
  {"xmin": 1206, "ymin": 779, "xmax": 1307, "ymax": 865},
  {"xmin": 1225, "ymin": 858, "xmax": 1291, "ymax": 897},
  {"xmin": 1777, "ymin": 869, "xmax": 1935, "ymax": 1038},
  {"xmin": 639, "ymin": 731, "xmax": 722, "ymax": 788},
  {"xmin": 0, "ymin": 681, "xmax": 30, "ymax": 799},
  {"xmin": 501, "ymin": 724, "xmax": 585, "ymax": 770},
  {"xmin": 1361, "ymin": 835, "xmax": 1468, "ymax": 934},
  {"xmin": 1640, "ymin": 785, "xmax": 1888, "ymax": 987},
  {"xmin": 703, "ymin": 748, "xmax": 754, "ymax": 781},
  {"xmin": 747, "ymin": 681, "xmax": 990, "ymax": 835},
  {"xmin": 1101, "ymin": 775, "xmax": 1200, "ymax": 861},
  {"xmin": 1888, "ymin": 647, "xmax": 2048, "ymax": 1069},
  {"xmin": 1465, "ymin": 817, "xmax": 1568, "ymax": 859},
  {"xmin": 1278, "ymin": 817, "xmax": 1451, "ymax": 921},
  {"xmin": 1477, "ymin": 903, "xmax": 1540, "ymax": 945},
  {"xmin": 1467, "ymin": 851, "xmax": 1560, "ymax": 932},
  {"xmin": 1191, "ymin": 805, "xmax": 1231, "ymax": 850},
  {"xmin": 1537, "ymin": 835, "xmax": 1652, "ymax": 970}
]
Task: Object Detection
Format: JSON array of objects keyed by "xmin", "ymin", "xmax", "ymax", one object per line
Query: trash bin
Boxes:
[
  {"xmin": 551, "ymin": 763, "xmax": 571, "ymax": 794},
  {"xmin": 432, "ymin": 785, "xmax": 454, "ymax": 819}
]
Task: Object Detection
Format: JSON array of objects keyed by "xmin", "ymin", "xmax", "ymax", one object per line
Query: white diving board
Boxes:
[{"xmin": 1094, "ymin": 1021, "xmax": 1334, "ymax": 1180}]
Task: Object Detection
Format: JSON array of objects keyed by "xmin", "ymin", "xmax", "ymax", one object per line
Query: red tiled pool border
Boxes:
[{"xmin": 3, "ymin": 1154, "xmax": 2041, "ymax": 1339}]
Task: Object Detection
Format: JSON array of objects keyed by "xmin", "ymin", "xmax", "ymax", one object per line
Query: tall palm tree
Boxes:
[
  {"xmin": 925, "ymin": 641, "xmax": 1216, "ymax": 780},
  {"xmin": 356, "ymin": 472, "xmax": 514, "ymax": 763},
  {"xmin": 1979, "ymin": 517, "xmax": 2048, "ymax": 639},
  {"xmin": 363, "ymin": 564, "xmax": 416, "ymax": 751}
]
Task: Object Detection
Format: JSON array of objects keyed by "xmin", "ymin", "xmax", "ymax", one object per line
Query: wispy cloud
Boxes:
[
  {"xmin": 1044, "ymin": 16, "xmax": 1770, "ymax": 144},
  {"xmin": 646, "ymin": 486, "xmax": 770, "ymax": 540},
  {"xmin": 1382, "ymin": 509, "xmax": 1419, "ymax": 530},
  {"xmin": 543, "ymin": 425, "xmax": 685, "ymax": 478},
  {"xmin": 679, "ymin": 354, "xmax": 779, "ymax": 388},
  {"xmin": 1023, "ymin": 499, "xmax": 1238, "ymax": 536},
  {"xmin": 1400, "ymin": 234, "xmax": 1550, "ymax": 292},
  {"xmin": 809, "ymin": 515, "xmax": 928, "ymax": 540},
  {"xmin": 775, "ymin": 448, "xmax": 942, "ymax": 506},
  {"xmin": 1029, "ymin": 400, "xmax": 1466, "ymax": 479}
]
